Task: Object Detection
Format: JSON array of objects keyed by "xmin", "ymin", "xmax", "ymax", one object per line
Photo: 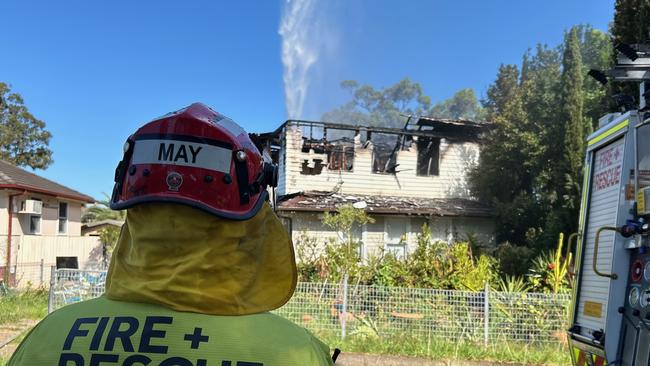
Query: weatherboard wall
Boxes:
[
  {"xmin": 289, "ymin": 212, "xmax": 494, "ymax": 260},
  {"xmin": 278, "ymin": 125, "xmax": 480, "ymax": 198}
]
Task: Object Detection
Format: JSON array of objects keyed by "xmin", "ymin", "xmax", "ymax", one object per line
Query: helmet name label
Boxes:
[
  {"xmin": 158, "ymin": 143, "xmax": 202, "ymax": 164},
  {"xmin": 132, "ymin": 139, "xmax": 231, "ymax": 173}
]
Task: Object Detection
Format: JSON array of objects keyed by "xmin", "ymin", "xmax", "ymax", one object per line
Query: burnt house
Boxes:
[{"xmin": 256, "ymin": 117, "xmax": 495, "ymax": 259}]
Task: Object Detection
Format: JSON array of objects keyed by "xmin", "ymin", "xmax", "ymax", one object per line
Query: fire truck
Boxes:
[{"xmin": 569, "ymin": 41, "xmax": 650, "ymax": 366}]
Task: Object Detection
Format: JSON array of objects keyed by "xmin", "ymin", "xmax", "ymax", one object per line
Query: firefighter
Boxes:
[{"xmin": 8, "ymin": 103, "xmax": 335, "ymax": 366}]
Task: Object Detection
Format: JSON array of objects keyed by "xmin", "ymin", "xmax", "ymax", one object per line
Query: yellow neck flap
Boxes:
[{"xmin": 105, "ymin": 202, "xmax": 297, "ymax": 316}]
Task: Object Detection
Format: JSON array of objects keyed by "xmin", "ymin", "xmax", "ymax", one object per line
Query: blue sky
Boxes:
[{"xmin": 1, "ymin": 0, "xmax": 614, "ymax": 200}]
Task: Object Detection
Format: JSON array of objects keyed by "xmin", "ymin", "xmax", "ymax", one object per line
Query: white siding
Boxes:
[
  {"xmin": 14, "ymin": 235, "xmax": 102, "ymax": 268},
  {"xmin": 278, "ymin": 125, "xmax": 479, "ymax": 199},
  {"xmin": 0, "ymin": 192, "xmax": 85, "ymax": 237},
  {"xmin": 2, "ymin": 234, "xmax": 103, "ymax": 287},
  {"xmin": 289, "ymin": 213, "xmax": 495, "ymax": 260}
]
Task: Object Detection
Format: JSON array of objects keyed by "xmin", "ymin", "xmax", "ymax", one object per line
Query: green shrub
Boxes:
[
  {"xmin": 496, "ymin": 242, "xmax": 535, "ymax": 276},
  {"xmin": 294, "ymin": 220, "xmax": 502, "ymax": 291},
  {"xmin": 528, "ymin": 233, "xmax": 572, "ymax": 294},
  {"xmin": 295, "ymin": 231, "xmax": 328, "ymax": 282}
]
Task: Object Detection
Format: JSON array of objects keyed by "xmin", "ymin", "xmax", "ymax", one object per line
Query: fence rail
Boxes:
[{"xmin": 48, "ymin": 269, "xmax": 571, "ymax": 345}]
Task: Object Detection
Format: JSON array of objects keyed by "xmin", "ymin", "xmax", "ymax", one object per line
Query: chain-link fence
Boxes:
[
  {"xmin": 1, "ymin": 260, "xmax": 55, "ymax": 289},
  {"xmin": 48, "ymin": 268, "xmax": 107, "ymax": 313},
  {"xmin": 48, "ymin": 269, "xmax": 571, "ymax": 345}
]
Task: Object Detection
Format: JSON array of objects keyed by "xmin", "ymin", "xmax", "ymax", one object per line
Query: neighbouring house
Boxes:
[
  {"xmin": 256, "ymin": 117, "xmax": 495, "ymax": 259},
  {"xmin": 81, "ymin": 220, "xmax": 124, "ymax": 237},
  {"xmin": 0, "ymin": 160, "xmax": 100, "ymax": 287}
]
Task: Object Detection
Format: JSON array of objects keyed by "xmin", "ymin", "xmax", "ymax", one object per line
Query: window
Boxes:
[
  {"xmin": 385, "ymin": 217, "xmax": 409, "ymax": 259},
  {"xmin": 371, "ymin": 134, "xmax": 399, "ymax": 174},
  {"xmin": 386, "ymin": 243, "xmax": 406, "ymax": 259},
  {"xmin": 327, "ymin": 145, "xmax": 354, "ymax": 171},
  {"xmin": 300, "ymin": 158, "xmax": 325, "ymax": 175},
  {"xmin": 352, "ymin": 224, "xmax": 365, "ymax": 260},
  {"xmin": 417, "ymin": 137, "xmax": 440, "ymax": 176},
  {"xmin": 29, "ymin": 215, "xmax": 41, "ymax": 234},
  {"xmin": 372, "ymin": 147, "xmax": 397, "ymax": 174},
  {"xmin": 58, "ymin": 202, "xmax": 68, "ymax": 234},
  {"xmin": 56, "ymin": 256, "xmax": 79, "ymax": 269},
  {"xmin": 27, "ymin": 198, "xmax": 42, "ymax": 235}
]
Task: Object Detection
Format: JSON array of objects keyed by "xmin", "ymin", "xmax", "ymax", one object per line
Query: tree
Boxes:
[
  {"xmin": 0, "ymin": 82, "xmax": 53, "ymax": 169},
  {"xmin": 322, "ymin": 78, "xmax": 432, "ymax": 127},
  {"xmin": 577, "ymin": 25, "xmax": 611, "ymax": 131},
  {"xmin": 483, "ymin": 65, "xmax": 521, "ymax": 119},
  {"xmin": 608, "ymin": 1, "xmax": 650, "ymax": 107},
  {"xmin": 322, "ymin": 204, "xmax": 374, "ymax": 279},
  {"xmin": 560, "ymin": 27, "xmax": 586, "ymax": 218},
  {"xmin": 99, "ymin": 227, "xmax": 121, "ymax": 267},
  {"xmin": 471, "ymin": 27, "xmax": 611, "ymax": 258},
  {"xmin": 470, "ymin": 64, "xmax": 548, "ymax": 248},
  {"xmin": 612, "ymin": 0, "xmax": 650, "ymax": 47},
  {"xmin": 81, "ymin": 194, "xmax": 126, "ymax": 223},
  {"xmin": 429, "ymin": 88, "xmax": 486, "ymax": 120}
]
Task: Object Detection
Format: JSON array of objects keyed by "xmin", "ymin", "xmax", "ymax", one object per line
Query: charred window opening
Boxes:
[
  {"xmin": 301, "ymin": 158, "xmax": 325, "ymax": 175},
  {"xmin": 417, "ymin": 137, "xmax": 440, "ymax": 176},
  {"xmin": 372, "ymin": 134, "xmax": 399, "ymax": 174},
  {"xmin": 327, "ymin": 143, "xmax": 354, "ymax": 171},
  {"xmin": 299, "ymin": 127, "xmax": 355, "ymax": 174},
  {"xmin": 372, "ymin": 145, "xmax": 397, "ymax": 174},
  {"xmin": 300, "ymin": 136, "xmax": 326, "ymax": 175}
]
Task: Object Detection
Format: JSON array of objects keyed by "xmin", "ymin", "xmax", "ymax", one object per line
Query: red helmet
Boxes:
[{"xmin": 110, "ymin": 103, "xmax": 278, "ymax": 220}]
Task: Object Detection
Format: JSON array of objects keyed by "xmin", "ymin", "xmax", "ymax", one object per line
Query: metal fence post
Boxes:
[
  {"xmin": 484, "ymin": 282, "xmax": 489, "ymax": 346},
  {"xmin": 341, "ymin": 273, "xmax": 349, "ymax": 339},
  {"xmin": 47, "ymin": 266, "xmax": 56, "ymax": 314},
  {"xmin": 39, "ymin": 259, "xmax": 44, "ymax": 287}
]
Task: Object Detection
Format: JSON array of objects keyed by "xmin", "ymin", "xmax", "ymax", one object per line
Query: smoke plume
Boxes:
[{"xmin": 278, "ymin": 0, "xmax": 320, "ymax": 119}]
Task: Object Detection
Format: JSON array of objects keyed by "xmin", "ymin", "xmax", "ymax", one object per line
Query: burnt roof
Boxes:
[
  {"xmin": 416, "ymin": 116, "xmax": 488, "ymax": 128},
  {"xmin": 277, "ymin": 191, "xmax": 493, "ymax": 217},
  {"xmin": 258, "ymin": 117, "xmax": 491, "ymax": 143},
  {"xmin": 0, "ymin": 160, "xmax": 95, "ymax": 203}
]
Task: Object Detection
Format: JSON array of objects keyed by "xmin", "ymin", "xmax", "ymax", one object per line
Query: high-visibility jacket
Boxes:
[{"xmin": 8, "ymin": 296, "xmax": 334, "ymax": 366}]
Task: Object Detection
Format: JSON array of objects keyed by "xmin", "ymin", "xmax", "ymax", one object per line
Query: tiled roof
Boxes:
[
  {"xmin": 277, "ymin": 191, "xmax": 493, "ymax": 217},
  {"xmin": 0, "ymin": 160, "xmax": 95, "ymax": 203}
]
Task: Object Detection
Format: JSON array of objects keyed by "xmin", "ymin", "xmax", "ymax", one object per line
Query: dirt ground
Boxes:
[{"xmin": 0, "ymin": 319, "xmax": 37, "ymax": 360}]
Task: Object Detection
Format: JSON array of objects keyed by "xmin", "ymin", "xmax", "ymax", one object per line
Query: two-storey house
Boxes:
[
  {"xmin": 0, "ymin": 160, "xmax": 100, "ymax": 286},
  {"xmin": 257, "ymin": 117, "xmax": 495, "ymax": 259}
]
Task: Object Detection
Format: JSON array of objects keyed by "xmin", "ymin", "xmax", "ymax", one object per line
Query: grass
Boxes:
[
  {"xmin": 316, "ymin": 331, "xmax": 571, "ymax": 365},
  {"xmin": 0, "ymin": 289, "xmax": 48, "ymax": 366},
  {"xmin": 0, "ymin": 288, "xmax": 48, "ymax": 326}
]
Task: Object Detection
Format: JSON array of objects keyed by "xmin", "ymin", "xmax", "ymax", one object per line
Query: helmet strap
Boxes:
[
  {"xmin": 111, "ymin": 138, "xmax": 135, "ymax": 205},
  {"xmin": 234, "ymin": 151, "xmax": 250, "ymax": 204}
]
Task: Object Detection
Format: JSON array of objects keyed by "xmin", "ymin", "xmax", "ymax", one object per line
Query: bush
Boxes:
[
  {"xmin": 295, "ymin": 221, "xmax": 501, "ymax": 291},
  {"xmin": 295, "ymin": 209, "xmax": 570, "ymax": 293},
  {"xmin": 496, "ymin": 242, "xmax": 535, "ymax": 276},
  {"xmin": 527, "ymin": 233, "xmax": 572, "ymax": 294},
  {"xmin": 295, "ymin": 231, "xmax": 328, "ymax": 282}
]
